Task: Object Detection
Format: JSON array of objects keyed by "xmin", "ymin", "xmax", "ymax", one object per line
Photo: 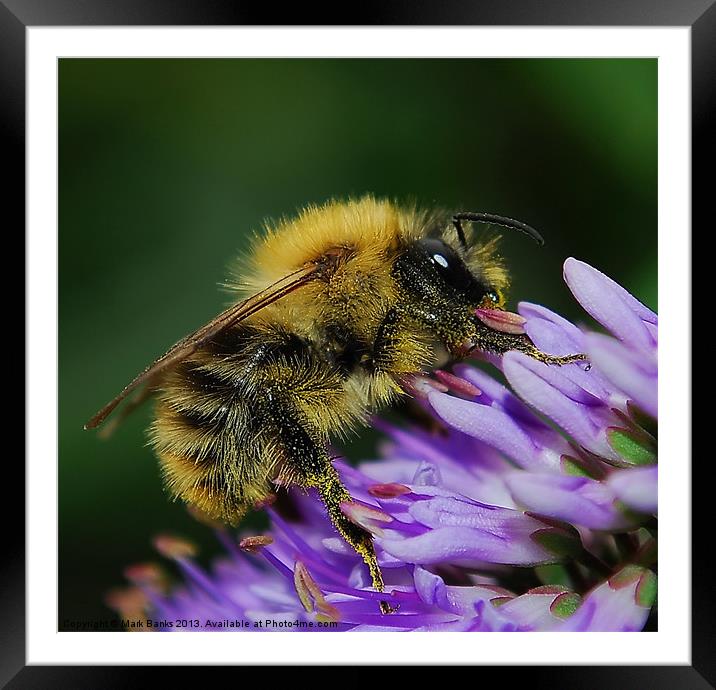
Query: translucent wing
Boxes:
[{"xmin": 85, "ymin": 264, "xmax": 322, "ymax": 431}]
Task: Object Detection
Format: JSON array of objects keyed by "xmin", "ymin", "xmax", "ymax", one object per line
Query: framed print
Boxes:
[{"xmin": 7, "ymin": 0, "xmax": 706, "ymax": 684}]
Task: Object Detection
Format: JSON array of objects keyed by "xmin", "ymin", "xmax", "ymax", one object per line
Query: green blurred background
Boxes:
[{"xmin": 59, "ymin": 58, "xmax": 657, "ymax": 629}]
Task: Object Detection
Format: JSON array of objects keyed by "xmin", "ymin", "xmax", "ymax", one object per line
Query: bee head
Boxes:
[
  {"xmin": 393, "ymin": 237, "xmax": 506, "ymax": 312},
  {"xmin": 393, "ymin": 212, "xmax": 543, "ymax": 355}
]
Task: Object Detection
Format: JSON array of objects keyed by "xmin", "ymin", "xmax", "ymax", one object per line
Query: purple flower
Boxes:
[
  {"xmin": 557, "ymin": 565, "xmax": 657, "ymax": 632},
  {"xmin": 109, "ymin": 258, "xmax": 657, "ymax": 632}
]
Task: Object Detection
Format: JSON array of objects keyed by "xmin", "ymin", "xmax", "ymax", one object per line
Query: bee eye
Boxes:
[
  {"xmin": 487, "ymin": 291, "xmax": 500, "ymax": 304},
  {"xmin": 419, "ymin": 238, "xmax": 473, "ymax": 291},
  {"xmin": 432, "ymin": 253, "xmax": 449, "ymax": 269}
]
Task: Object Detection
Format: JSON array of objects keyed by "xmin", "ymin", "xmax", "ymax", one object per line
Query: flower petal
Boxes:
[
  {"xmin": 558, "ymin": 566, "xmax": 655, "ymax": 631},
  {"xmin": 503, "ymin": 351, "xmax": 618, "ymax": 460},
  {"xmin": 380, "ymin": 520, "xmax": 558, "ymax": 566},
  {"xmin": 427, "ymin": 390, "xmax": 542, "ymax": 470},
  {"xmin": 506, "ymin": 472, "xmax": 636, "ymax": 530},
  {"xmin": 518, "ymin": 302, "xmax": 585, "ymax": 349},
  {"xmin": 585, "ymin": 332, "xmax": 657, "ymax": 418},
  {"xmin": 564, "ymin": 258, "xmax": 655, "ymax": 351},
  {"xmin": 607, "ymin": 466, "xmax": 658, "ymax": 515},
  {"xmin": 497, "ymin": 587, "xmax": 580, "ymax": 631}
]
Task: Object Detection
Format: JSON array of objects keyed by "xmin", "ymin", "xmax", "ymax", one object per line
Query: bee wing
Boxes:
[{"xmin": 84, "ymin": 264, "xmax": 322, "ymax": 431}]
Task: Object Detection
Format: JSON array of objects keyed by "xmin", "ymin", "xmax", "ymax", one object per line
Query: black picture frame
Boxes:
[{"xmin": 6, "ymin": 0, "xmax": 704, "ymax": 685}]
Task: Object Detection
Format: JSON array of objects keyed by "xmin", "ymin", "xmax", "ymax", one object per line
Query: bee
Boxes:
[{"xmin": 86, "ymin": 196, "xmax": 585, "ymax": 614}]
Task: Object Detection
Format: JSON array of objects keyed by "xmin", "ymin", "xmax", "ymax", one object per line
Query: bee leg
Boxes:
[
  {"xmin": 526, "ymin": 349, "xmax": 589, "ymax": 366},
  {"xmin": 237, "ymin": 327, "xmax": 395, "ymax": 613},
  {"xmin": 269, "ymin": 404, "xmax": 393, "ymax": 613},
  {"xmin": 304, "ymin": 463, "xmax": 392, "ymax": 610},
  {"xmin": 371, "ymin": 306, "xmax": 431, "ymax": 382},
  {"xmin": 312, "ymin": 468, "xmax": 396, "ymax": 615},
  {"xmin": 472, "ymin": 325, "xmax": 588, "ymax": 366}
]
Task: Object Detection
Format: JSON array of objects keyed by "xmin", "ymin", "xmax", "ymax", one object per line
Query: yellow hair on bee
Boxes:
[
  {"xmin": 149, "ymin": 197, "xmax": 516, "ymax": 523},
  {"xmin": 437, "ymin": 220, "xmax": 510, "ymax": 302},
  {"xmin": 89, "ymin": 194, "xmax": 587, "ymax": 609},
  {"xmin": 226, "ymin": 199, "xmax": 407, "ymax": 345},
  {"xmin": 104, "ymin": 195, "xmax": 538, "ymax": 598},
  {"xmin": 467, "ymin": 235, "xmax": 510, "ymax": 303},
  {"xmin": 242, "ymin": 196, "xmax": 423, "ymax": 290}
]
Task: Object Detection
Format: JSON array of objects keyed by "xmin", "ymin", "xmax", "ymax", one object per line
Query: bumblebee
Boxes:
[{"xmin": 86, "ymin": 196, "xmax": 584, "ymax": 613}]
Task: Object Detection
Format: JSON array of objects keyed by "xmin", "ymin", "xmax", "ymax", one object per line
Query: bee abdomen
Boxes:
[{"xmin": 148, "ymin": 321, "xmax": 364, "ymax": 523}]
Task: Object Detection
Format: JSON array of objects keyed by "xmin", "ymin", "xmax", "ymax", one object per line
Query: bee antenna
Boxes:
[{"xmin": 452, "ymin": 212, "xmax": 545, "ymax": 247}]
